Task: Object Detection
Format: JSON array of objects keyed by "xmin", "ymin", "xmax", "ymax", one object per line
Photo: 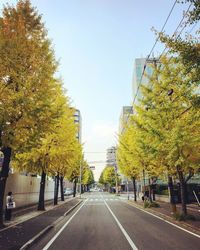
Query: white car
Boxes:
[{"xmin": 64, "ymin": 188, "xmax": 73, "ymax": 196}]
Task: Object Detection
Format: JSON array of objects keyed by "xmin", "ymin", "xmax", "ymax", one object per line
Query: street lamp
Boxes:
[
  {"xmin": 114, "ymin": 164, "xmax": 119, "ymax": 195},
  {"xmin": 79, "ymin": 160, "xmax": 82, "ymax": 198}
]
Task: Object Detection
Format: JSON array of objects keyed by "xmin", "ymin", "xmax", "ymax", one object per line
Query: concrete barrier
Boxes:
[{"xmin": 4, "ymin": 173, "xmax": 73, "ymax": 208}]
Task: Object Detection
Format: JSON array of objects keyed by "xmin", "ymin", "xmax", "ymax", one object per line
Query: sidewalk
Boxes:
[
  {"xmin": 4, "ymin": 196, "xmax": 73, "ymax": 227},
  {"xmin": 127, "ymin": 197, "xmax": 200, "ymax": 235},
  {"xmin": 0, "ymin": 197, "xmax": 81, "ymax": 250}
]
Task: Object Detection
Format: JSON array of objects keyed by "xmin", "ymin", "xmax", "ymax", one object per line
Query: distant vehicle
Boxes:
[{"xmin": 64, "ymin": 188, "xmax": 73, "ymax": 196}]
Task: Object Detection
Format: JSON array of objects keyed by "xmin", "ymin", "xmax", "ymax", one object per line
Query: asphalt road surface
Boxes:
[{"xmin": 30, "ymin": 191, "xmax": 200, "ymax": 250}]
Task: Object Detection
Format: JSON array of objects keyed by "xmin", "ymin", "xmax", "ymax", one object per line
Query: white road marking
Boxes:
[
  {"xmin": 85, "ymin": 203, "xmax": 104, "ymax": 206},
  {"xmin": 126, "ymin": 201, "xmax": 200, "ymax": 239},
  {"xmin": 43, "ymin": 199, "xmax": 88, "ymax": 250},
  {"xmin": 104, "ymin": 200, "xmax": 138, "ymax": 250}
]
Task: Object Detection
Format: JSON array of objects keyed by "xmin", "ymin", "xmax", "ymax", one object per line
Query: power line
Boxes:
[
  {"xmin": 123, "ymin": 2, "xmax": 193, "ymax": 130},
  {"xmin": 122, "ymin": 1, "xmax": 179, "ymax": 131},
  {"xmin": 188, "ymin": 22, "xmax": 198, "ymax": 34},
  {"xmin": 148, "ymin": 0, "xmax": 178, "ymax": 58},
  {"xmin": 135, "ymin": 1, "xmax": 180, "ymax": 98},
  {"xmin": 159, "ymin": 2, "xmax": 193, "ymax": 59}
]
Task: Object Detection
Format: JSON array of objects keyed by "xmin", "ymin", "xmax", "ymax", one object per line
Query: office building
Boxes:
[
  {"xmin": 73, "ymin": 109, "xmax": 82, "ymax": 143},
  {"xmin": 106, "ymin": 146, "xmax": 117, "ymax": 168},
  {"xmin": 132, "ymin": 57, "xmax": 155, "ymax": 103},
  {"xmin": 119, "ymin": 106, "xmax": 133, "ymax": 134}
]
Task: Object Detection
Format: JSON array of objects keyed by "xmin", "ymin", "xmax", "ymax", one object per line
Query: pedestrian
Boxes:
[{"xmin": 5, "ymin": 191, "xmax": 15, "ymax": 221}]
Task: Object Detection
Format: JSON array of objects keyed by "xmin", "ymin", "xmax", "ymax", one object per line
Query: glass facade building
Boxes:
[
  {"xmin": 132, "ymin": 58, "xmax": 154, "ymax": 103},
  {"xmin": 119, "ymin": 106, "xmax": 133, "ymax": 134}
]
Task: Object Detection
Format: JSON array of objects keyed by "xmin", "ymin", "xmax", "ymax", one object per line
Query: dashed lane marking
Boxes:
[{"xmin": 87, "ymin": 198, "xmax": 119, "ymax": 202}]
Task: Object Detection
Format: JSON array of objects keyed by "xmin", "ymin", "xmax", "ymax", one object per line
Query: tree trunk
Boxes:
[
  {"xmin": 0, "ymin": 147, "xmax": 12, "ymax": 228},
  {"xmin": 73, "ymin": 178, "xmax": 77, "ymax": 197},
  {"xmin": 168, "ymin": 175, "xmax": 176, "ymax": 214},
  {"xmin": 54, "ymin": 174, "xmax": 59, "ymax": 205},
  {"xmin": 60, "ymin": 176, "xmax": 64, "ymax": 201},
  {"xmin": 148, "ymin": 178, "xmax": 152, "ymax": 203},
  {"xmin": 177, "ymin": 167, "xmax": 187, "ymax": 216},
  {"xmin": 152, "ymin": 188, "xmax": 156, "ymax": 201},
  {"xmin": 132, "ymin": 177, "xmax": 137, "ymax": 202},
  {"xmin": 38, "ymin": 170, "xmax": 46, "ymax": 211}
]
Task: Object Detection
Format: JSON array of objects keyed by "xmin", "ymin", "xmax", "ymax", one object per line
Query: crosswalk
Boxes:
[{"xmin": 87, "ymin": 198, "xmax": 119, "ymax": 202}]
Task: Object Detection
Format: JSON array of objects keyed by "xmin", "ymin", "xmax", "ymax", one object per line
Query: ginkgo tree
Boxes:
[
  {"xmin": 13, "ymin": 86, "xmax": 82, "ymax": 210},
  {"xmin": 82, "ymin": 167, "xmax": 95, "ymax": 191},
  {"xmin": 0, "ymin": 0, "xmax": 58, "ymax": 226},
  {"xmin": 134, "ymin": 56, "xmax": 200, "ymax": 216},
  {"xmin": 99, "ymin": 166, "xmax": 120, "ymax": 193},
  {"xmin": 117, "ymin": 119, "xmax": 163, "ymax": 202},
  {"xmin": 117, "ymin": 126, "xmax": 141, "ymax": 202},
  {"xmin": 158, "ymin": 0, "xmax": 200, "ymax": 77},
  {"xmin": 65, "ymin": 147, "xmax": 83, "ymax": 197}
]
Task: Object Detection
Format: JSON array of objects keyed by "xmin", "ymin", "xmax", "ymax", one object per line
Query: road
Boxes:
[{"xmin": 30, "ymin": 191, "xmax": 200, "ymax": 250}]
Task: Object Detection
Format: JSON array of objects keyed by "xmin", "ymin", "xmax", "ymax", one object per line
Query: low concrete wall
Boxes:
[
  {"xmin": 4, "ymin": 173, "xmax": 73, "ymax": 209},
  {"xmin": 155, "ymin": 194, "xmax": 170, "ymax": 203}
]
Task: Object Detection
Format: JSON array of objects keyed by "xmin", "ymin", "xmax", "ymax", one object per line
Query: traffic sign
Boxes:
[{"xmin": 89, "ymin": 166, "xmax": 95, "ymax": 170}]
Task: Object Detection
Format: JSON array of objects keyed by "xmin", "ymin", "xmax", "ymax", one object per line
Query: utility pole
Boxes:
[
  {"xmin": 127, "ymin": 179, "xmax": 129, "ymax": 200},
  {"xmin": 79, "ymin": 161, "xmax": 82, "ymax": 198},
  {"xmin": 146, "ymin": 57, "xmax": 160, "ymax": 69},
  {"xmin": 115, "ymin": 164, "xmax": 118, "ymax": 194}
]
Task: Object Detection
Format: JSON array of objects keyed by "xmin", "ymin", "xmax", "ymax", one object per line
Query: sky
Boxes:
[{"xmin": 0, "ymin": 0, "xmax": 191, "ymax": 180}]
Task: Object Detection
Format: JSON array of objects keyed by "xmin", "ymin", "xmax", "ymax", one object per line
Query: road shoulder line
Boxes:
[
  {"xmin": 125, "ymin": 201, "xmax": 200, "ymax": 239},
  {"xmin": 19, "ymin": 200, "xmax": 83, "ymax": 250},
  {"xmin": 104, "ymin": 200, "xmax": 138, "ymax": 250},
  {"xmin": 42, "ymin": 199, "xmax": 88, "ymax": 250}
]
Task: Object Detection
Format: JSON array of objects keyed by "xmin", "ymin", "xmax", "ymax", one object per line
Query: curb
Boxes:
[
  {"xmin": 0, "ymin": 197, "xmax": 77, "ymax": 233},
  {"xmin": 19, "ymin": 199, "xmax": 83, "ymax": 250},
  {"xmin": 125, "ymin": 200, "xmax": 200, "ymax": 237},
  {"xmin": 19, "ymin": 225, "xmax": 54, "ymax": 250}
]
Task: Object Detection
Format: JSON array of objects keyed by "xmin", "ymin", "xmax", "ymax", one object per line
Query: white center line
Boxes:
[
  {"xmin": 104, "ymin": 200, "xmax": 138, "ymax": 250},
  {"xmin": 43, "ymin": 199, "xmax": 88, "ymax": 250}
]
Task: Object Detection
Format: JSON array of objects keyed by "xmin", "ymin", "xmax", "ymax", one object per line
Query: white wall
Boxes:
[{"xmin": 4, "ymin": 173, "xmax": 73, "ymax": 208}]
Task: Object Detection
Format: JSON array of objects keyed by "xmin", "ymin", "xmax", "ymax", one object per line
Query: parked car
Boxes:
[{"xmin": 64, "ymin": 188, "xmax": 73, "ymax": 196}]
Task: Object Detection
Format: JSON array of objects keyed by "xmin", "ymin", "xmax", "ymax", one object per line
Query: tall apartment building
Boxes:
[{"xmin": 73, "ymin": 109, "xmax": 82, "ymax": 143}]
